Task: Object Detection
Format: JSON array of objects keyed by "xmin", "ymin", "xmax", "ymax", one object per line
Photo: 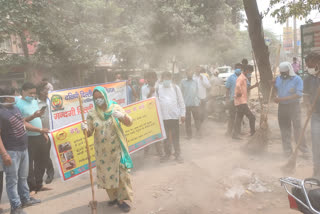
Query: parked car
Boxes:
[{"xmin": 217, "ymin": 66, "xmax": 233, "ymax": 82}]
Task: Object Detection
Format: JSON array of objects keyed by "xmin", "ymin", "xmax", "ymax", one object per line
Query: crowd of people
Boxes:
[{"xmin": 0, "ymin": 53, "xmax": 320, "ymax": 213}]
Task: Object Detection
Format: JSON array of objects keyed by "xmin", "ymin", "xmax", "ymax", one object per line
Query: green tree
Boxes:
[
  {"xmin": 0, "ymin": 0, "xmax": 118, "ymax": 86},
  {"xmin": 107, "ymin": 0, "xmax": 246, "ymax": 69},
  {"xmin": 0, "ymin": 0, "xmax": 46, "ymax": 78},
  {"xmin": 268, "ymin": 0, "xmax": 320, "ymax": 24}
]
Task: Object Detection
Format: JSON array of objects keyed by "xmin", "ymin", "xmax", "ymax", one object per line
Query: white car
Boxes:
[{"xmin": 217, "ymin": 66, "xmax": 233, "ymax": 82}]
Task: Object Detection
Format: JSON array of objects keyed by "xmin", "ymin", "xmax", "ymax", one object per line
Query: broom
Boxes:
[
  {"xmin": 79, "ymin": 96, "xmax": 98, "ymax": 214},
  {"xmin": 281, "ymin": 85, "xmax": 320, "ymax": 173},
  {"xmin": 244, "ymin": 46, "xmax": 281, "ymax": 153}
]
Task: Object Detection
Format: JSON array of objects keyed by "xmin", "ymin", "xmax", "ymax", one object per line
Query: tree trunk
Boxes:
[{"xmin": 243, "ymin": 0, "xmax": 273, "ymax": 100}]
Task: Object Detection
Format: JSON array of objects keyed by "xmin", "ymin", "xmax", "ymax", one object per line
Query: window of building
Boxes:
[{"xmin": 0, "ymin": 36, "xmax": 13, "ymax": 53}]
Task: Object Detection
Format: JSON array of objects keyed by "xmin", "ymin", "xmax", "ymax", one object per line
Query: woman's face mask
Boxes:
[
  {"xmin": 94, "ymin": 98, "xmax": 105, "ymax": 107},
  {"xmin": 163, "ymin": 80, "xmax": 172, "ymax": 88}
]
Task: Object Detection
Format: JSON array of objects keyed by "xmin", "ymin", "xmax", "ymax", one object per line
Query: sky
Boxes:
[{"xmin": 244, "ymin": 0, "xmax": 320, "ymax": 37}]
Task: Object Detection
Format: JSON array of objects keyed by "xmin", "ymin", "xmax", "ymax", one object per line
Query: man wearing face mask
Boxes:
[
  {"xmin": 140, "ymin": 71, "xmax": 164, "ymax": 157},
  {"xmin": 274, "ymin": 62, "xmax": 308, "ymax": 157},
  {"xmin": 225, "ymin": 64, "xmax": 242, "ymax": 136},
  {"xmin": 180, "ymin": 70, "xmax": 200, "ymax": 139},
  {"xmin": 232, "ymin": 65, "xmax": 257, "ymax": 139},
  {"xmin": 193, "ymin": 66, "xmax": 211, "ymax": 126},
  {"xmin": 157, "ymin": 72, "xmax": 186, "ymax": 163},
  {"xmin": 303, "ymin": 52, "xmax": 320, "ymax": 178},
  {"xmin": 36, "ymin": 82, "xmax": 54, "ymax": 184},
  {"xmin": 16, "ymin": 83, "xmax": 49, "ymax": 193},
  {"xmin": 0, "ymin": 88, "xmax": 46, "ymax": 214}
]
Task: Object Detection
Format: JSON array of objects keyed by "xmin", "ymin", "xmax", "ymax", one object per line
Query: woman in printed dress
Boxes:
[{"xmin": 81, "ymin": 86, "xmax": 133, "ymax": 213}]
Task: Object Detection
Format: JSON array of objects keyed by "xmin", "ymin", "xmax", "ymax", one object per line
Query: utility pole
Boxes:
[{"xmin": 293, "ymin": 0, "xmax": 298, "ymax": 56}]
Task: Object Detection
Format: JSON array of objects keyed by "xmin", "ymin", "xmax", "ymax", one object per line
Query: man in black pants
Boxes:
[
  {"xmin": 233, "ymin": 65, "xmax": 258, "ymax": 139},
  {"xmin": 37, "ymin": 82, "xmax": 54, "ymax": 184},
  {"xmin": 16, "ymin": 83, "xmax": 50, "ymax": 192},
  {"xmin": 275, "ymin": 62, "xmax": 308, "ymax": 157}
]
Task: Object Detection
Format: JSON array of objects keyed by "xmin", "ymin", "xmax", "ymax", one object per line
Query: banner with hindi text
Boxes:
[
  {"xmin": 48, "ymin": 81, "xmax": 127, "ymax": 130},
  {"xmin": 50, "ymin": 97, "xmax": 166, "ymax": 181}
]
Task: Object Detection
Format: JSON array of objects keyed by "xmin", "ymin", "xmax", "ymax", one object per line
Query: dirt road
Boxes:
[{"xmin": 1, "ymin": 104, "xmax": 313, "ymax": 214}]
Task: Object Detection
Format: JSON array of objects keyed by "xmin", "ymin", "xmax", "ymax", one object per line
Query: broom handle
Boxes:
[
  {"xmin": 252, "ymin": 51, "xmax": 263, "ymax": 111},
  {"xmin": 266, "ymin": 45, "xmax": 281, "ymax": 115},
  {"xmin": 292, "ymin": 86, "xmax": 320, "ymax": 157},
  {"xmin": 79, "ymin": 96, "xmax": 96, "ymax": 206}
]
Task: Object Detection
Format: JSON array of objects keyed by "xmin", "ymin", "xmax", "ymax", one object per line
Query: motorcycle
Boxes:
[{"xmin": 280, "ymin": 177, "xmax": 320, "ymax": 214}]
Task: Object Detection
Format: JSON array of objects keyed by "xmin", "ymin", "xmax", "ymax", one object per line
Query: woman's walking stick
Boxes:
[{"xmin": 79, "ymin": 96, "xmax": 97, "ymax": 214}]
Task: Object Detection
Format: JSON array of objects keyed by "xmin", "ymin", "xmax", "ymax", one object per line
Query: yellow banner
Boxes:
[
  {"xmin": 121, "ymin": 98, "xmax": 166, "ymax": 152},
  {"xmin": 51, "ymin": 123, "xmax": 96, "ymax": 180},
  {"xmin": 50, "ymin": 97, "xmax": 166, "ymax": 181}
]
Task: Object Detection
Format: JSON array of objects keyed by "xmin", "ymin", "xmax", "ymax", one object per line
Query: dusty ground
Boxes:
[{"xmin": 0, "ymin": 103, "xmax": 313, "ymax": 214}]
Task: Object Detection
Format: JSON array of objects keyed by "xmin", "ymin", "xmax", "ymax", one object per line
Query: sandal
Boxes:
[
  {"xmin": 108, "ymin": 199, "xmax": 118, "ymax": 206},
  {"xmin": 117, "ymin": 201, "xmax": 131, "ymax": 213}
]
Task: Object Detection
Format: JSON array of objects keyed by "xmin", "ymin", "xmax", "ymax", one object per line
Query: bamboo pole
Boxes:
[{"xmin": 79, "ymin": 96, "xmax": 97, "ymax": 214}]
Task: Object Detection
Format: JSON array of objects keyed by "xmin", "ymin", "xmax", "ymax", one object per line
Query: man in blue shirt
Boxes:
[
  {"xmin": 303, "ymin": 52, "xmax": 320, "ymax": 177},
  {"xmin": 16, "ymin": 83, "xmax": 49, "ymax": 193},
  {"xmin": 0, "ymin": 88, "xmax": 46, "ymax": 214},
  {"xmin": 181, "ymin": 70, "xmax": 200, "ymax": 139},
  {"xmin": 225, "ymin": 64, "xmax": 242, "ymax": 136},
  {"xmin": 274, "ymin": 62, "xmax": 308, "ymax": 157}
]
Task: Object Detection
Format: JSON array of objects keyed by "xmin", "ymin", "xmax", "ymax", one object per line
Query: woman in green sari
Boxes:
[{"xmin": 81, "ymin": 86, "xmax": 133, "ymax": 213}]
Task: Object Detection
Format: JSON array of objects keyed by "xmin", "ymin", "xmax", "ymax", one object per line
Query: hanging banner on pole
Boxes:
[
  {"xmin": 48, "ymin": 81, "xmax": 127, "ymax": 130},
  {"xmin": 50, "ymin": 97, "xmax": 166, "ymax": 181}
]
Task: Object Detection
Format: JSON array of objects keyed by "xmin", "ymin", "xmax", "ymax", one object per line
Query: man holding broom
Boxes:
[
  {"xmin": 303, "ymin": 52, "xmax": 320, "ymax": 178},
  {"xmin": 232, "ymin": 65, "xmax": 257, "ymax": 140},
  {"xmin": 274, "ymin": 62, "xmax": 308, "ymax": 158}
]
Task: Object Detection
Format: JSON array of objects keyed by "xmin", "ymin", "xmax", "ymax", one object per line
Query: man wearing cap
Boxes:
[
  {"xmin": 303, "ymin": 52, "xmax": 320, "ymax": 178},
  {"xmin": 274, "ymin": 62, "xmax": 308, "ymax": 157}
]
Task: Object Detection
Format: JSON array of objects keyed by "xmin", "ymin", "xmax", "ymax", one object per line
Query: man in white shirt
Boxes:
[
  {"xmin": 157, "ymin": 72, "xmax": 186, "ymax": 163},
  {"xmin": 141, "ymin": 71, "xmax": 163, "ymax": 157},
  {"xmin": 140, "ymin": 71, "xmax": 158, "ymax": 100},
  {"xmin": 193, "ymin": 67, "xmax": 211, "ymax": 126}
]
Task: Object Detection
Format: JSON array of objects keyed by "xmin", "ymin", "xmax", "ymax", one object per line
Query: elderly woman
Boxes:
[
  {"xmin": 274, "ymin": 62, "xmax": 308, "ymax": 157},
  {"xmin": 81, "ymin": 86, "xmax": 133, "ymax": 213}
]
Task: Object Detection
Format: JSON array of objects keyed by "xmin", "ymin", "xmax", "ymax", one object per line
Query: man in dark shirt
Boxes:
[
  {"xmin": 303, "ymin": 52, "xmax": 320, "ymax": 178},
  {"xmin": 0, "ymin": 88, "xmax": 48, "ymax": 214},
  {"xmin": 37, "ymin": 82, "xmax": 54, "ymax": 184}
]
